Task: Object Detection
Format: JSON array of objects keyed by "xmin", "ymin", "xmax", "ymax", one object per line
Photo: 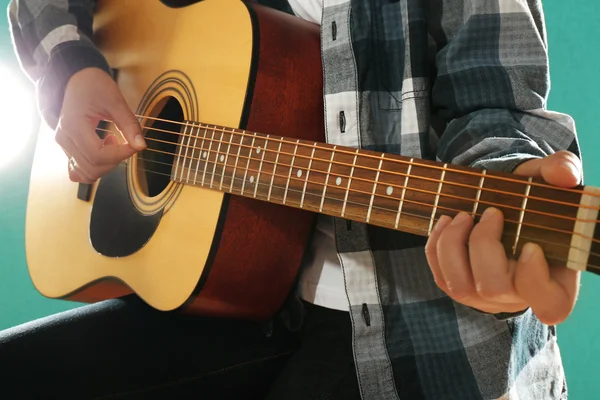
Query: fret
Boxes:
[
  {"xmin": 304, "ymin": 144, "xmax": 345, "ymax": 216},
  {"xmin": 283, "ymin": 140, "xmax": 314, "ymax": 208},
  {"xmin": 473, "ymin": 170, "xmax": 486, "ymax": 216},
  {"xmin": 173, "ymin": 122, "xmax": 189, "ymax": 180},
  {"xmin": 319, "ymin": 146, "xmax": 337, "ymax": 212},
  {"xmin": 298, "ymin": 143, "xmax": 334, "ymax": 213},
  {"xmin": 254, "ymin": 135, "xmax": 270, "ymax": 198},
  {"xmin": 186, "ymin": 123, "xmax": 201, "ymax": 183},
  {"xmin": 399, "ymin": 162, "xmax": 446, "ymax": 233},
  {"xmin": 512, "ymin": 177, "xmax": 532, "ymax": 254},
  {"xmin": 210, "ymin": 128, "xmax": 225, "ymax": 188},
  {"xmin": 366, "ymin": 154, "xmax": 385, "ymax": 223},
  {"xmin": 182, "ymin": 122, "xmax": 195, "ymax": 183},
  {"xmin": 428, "ymin": 164, "xmax": 447, "ymax": 235},
  {"xmin": 344, "ymin": 150, "xmax": 383, "ymax": 223},
  {"xmin": 193, "ymin": 126, "xmax": 208, "ymax": 185},
  {"xmin": 240, "ymin": 132, "xmax": 257, "ymax": 196},
  {"xmin": 218, "ymin": 128, "xmax": 235, "ymax": 190},
  {"xmin": 299, "ymin": 143, "xmax": 317, "ymax": 209},
  {"xmin": 184, "ymin": 122, "xmax": 198, "ymax": 184},
  {"xmin": 478, "ymin": 172, "xmax": 533, "ymax": 258},
  {"xmin": 521, "ymin": 177, "xmax": 580, "ymax": 268},
  {"xmin": 283, "ymin": 139, "xmax": 300, "ymax": 205},
  {"xmin": 250, "ymin": 136, "xmax": 270, "ymax": 197},
  {"xmin": 266, "ymin": 137, "xmax": 294, "ymax": 202},
  {"xmin": 230, "ymin": 131, "xmax": 245, "ymax": 192},
  {"xmin": 370, "ymin": 155, "xmax": 425, "ymax": 232},
  {"xmin": 395, "ymin": 159, "xmax": 413, "ymax": 229},
  {"xmin": 268, "ymin": 140, "xmax": 283, "ymax": 201},
  {"xmin": 341, "ymin": 149, "xmax": 360, "ymax": 218},
  {"xmin": 570, "ymin": 187, "xmax": 600, "ymax": 271},
  {"xmin": 434, "ymin": 164, "xmax": 483, "ymax": 237},
  {"xmin": 200, "ymin": 126, "xmax": 216, "ymax": 187}
]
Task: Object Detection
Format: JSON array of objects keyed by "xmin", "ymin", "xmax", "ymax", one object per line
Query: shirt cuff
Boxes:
[{"xmin": 37, "ymin": 40, "xmax": 112, "ymax": 127}]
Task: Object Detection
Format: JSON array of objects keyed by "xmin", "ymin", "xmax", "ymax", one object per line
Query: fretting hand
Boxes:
[
  {"xmin": 54, "ymin": 67, "xmax": 146, "ymax": 183},
  {"xmin": 425, "ymin": 150, "xmax": 582, "ymax": 325}
]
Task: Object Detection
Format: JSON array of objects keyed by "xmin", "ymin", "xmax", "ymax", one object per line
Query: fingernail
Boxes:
[
  {"xmin": 480, "ymin": 207, "xmax": 499, "ymax": 222},
  {"xmin": 450, "ymin": 211, "xmax": 471, "ymax": 226},
  {"xmin": 134, "ymin": 135, "xmax": 146, "ymax": 148},
  {"xmin": 519, "ymin": 242, "xmax": 536, "ymax": 263}
]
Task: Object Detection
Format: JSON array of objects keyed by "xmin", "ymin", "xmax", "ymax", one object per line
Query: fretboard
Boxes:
[{"xmin": 165, "ymin": 122, "xmax": 600, "ymax": 274}]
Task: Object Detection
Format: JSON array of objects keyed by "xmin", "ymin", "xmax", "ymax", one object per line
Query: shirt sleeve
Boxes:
[
  {"xmin": 431, "ymin": 0, "xmax": 581, "ymax": 175},
  {"xmin": 7, "ymin": 0, "xmax": 297, "ymax": 128},
  {"xmin": 7, "ymin": 0, "xmax": 111, "ymax": 128}
]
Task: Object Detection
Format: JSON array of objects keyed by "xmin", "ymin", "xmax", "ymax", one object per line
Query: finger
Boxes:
[
  {"xmin": 103, "ymin": 134, "xmax": 119, "ymax": 146},
  {"xmin": 435, "ymin": 212, "xmax": 478, "ymax": 302},
  {"xmin": 106, "ymin": 94, "xmax": 146, "ymax": 151},
  {"xmin": 63, "ymin": 135, "xmax": 117, "ymax": 181},
  {"xmin": 435, "ymin": 212, "xmax": 528, "ymax": 314},
  {"xmin": 425, "ymin": 214, "xmax": 453, "ymax": 289},
  {"xmin": 427, "ymin": 217, "xmax": 528, "ymax": 313},
  {"xmin": 57, "ymin": 112, "xmax": 135, "ymax": 174},
  {"xmin": 74, "ymin": 124, "xmax": 137, "ymax": 167},
  {"xmin": 68, "ymin": 157, "xmax": 94, "ymax": 184},
  {"xmin": 514, "ymin": 150, "xmax": 581, "ymax": 187},
  {"xmin": 56, "ymin": 130, "xmax": 90, "ymax": 177},
  {"xmin": 514, "ymin": 242, "xmax": 580, "ymax": 325},
  {"xmin": 469, "ymin": 207, "xmax": 522, "ymax": 304}
]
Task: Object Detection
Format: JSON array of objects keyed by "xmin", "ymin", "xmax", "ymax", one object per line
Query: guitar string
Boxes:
[
  {"xmin": 133, "ymin": 133, "xmax": 596, "ymax": 224},
  {"xmin": 98, "ymin": 127, "xmax": 600, "ymax": 238},
  {"xmin": 120, "ymin": 160, "xmax": 600, "ymax": 266},
  {"xmin": 102, "ymin": 134, "xmax": 600, "ymax": 242},
  {"xmin": 107, "ymin": 115, "xmax": 599, "ymax": 201},
  {"xmin": 126, "ymin": 149, "xmax": 600, "ymax": 245},
  {"xmin": 140, "ymin": 156, "xmax": 600, "ymax": 258},
  {"xmin": 98, "ymin": 122, "xmax": 600, "ymax": 211}
]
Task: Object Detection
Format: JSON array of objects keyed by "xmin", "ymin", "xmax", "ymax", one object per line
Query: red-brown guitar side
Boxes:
[{"xmin": 182, "ymin": 3, "xmax": 324, "ymax": 320}]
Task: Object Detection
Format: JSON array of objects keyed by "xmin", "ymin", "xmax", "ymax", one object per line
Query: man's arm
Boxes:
[
  {"xmin": 425, "ymin": 0, "xmax": 582, "ymax": 323},
  {"xmin": 432, "ymin": 0, "xmax": 580, "ymax": 174},
  {"xmin": 8, "ymin": 0, "xmax": 110, "ymax": 128},
  {"xmin": 8, "ymin": 0, "xmax": 146, "ymax": 184},
  {"xmin": 7, "ymin": 0, "xmax": 297, "ymax": 128}
]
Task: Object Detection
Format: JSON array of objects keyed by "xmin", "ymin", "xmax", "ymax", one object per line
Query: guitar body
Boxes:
[{"xmin": 25, "ymin": 0, "xmax": 324, "ymax": 320}]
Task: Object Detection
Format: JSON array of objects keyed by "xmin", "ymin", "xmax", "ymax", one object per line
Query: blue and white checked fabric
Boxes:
[{"xmin": 8, "ymin": 0, "xmax": 580, "ymax": 398}]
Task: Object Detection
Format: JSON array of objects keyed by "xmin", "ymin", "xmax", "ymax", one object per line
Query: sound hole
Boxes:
[{"xmin": 139, "ymin": 97, "xmax": 184, "ymax": 197}]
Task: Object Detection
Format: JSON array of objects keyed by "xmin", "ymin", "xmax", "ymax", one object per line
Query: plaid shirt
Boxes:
[{"xmin": 8, "ymin": 0, "xmax": 581, "ymax": 398}]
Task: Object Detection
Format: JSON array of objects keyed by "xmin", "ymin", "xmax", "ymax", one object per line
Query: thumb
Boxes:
[
  {"xmin": 107, "ymin": 95, "xmax": 146, "ymax": 151},
  {"xmin": 513, "ymin": 150, "xmax": 581, "ymax": 188}
]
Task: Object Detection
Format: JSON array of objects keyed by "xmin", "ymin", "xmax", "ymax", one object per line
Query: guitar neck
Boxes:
[{"xmin": 159, "ymin": 122, "xmax": 600, "ymax": 274}]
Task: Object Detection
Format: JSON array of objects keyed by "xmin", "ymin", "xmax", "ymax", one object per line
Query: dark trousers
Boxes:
[{"xmin": 0, "ymin": 295, "xmax": 361, "ymax": 399}]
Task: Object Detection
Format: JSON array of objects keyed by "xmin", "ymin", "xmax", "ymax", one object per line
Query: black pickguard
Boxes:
[{"xmin": 89, "ymin": 166, "xmax": 163, "ymax": 257}]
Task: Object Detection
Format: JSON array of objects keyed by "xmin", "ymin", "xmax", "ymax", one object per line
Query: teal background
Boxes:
[{"xmin": 0, "ymin": 1, "xmax": 599, "ymax": 397}]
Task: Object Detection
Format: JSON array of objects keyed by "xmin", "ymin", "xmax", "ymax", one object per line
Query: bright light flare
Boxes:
[{"xmin": 0, "ymin": 64, "xmax": 35, "ymax": 169}]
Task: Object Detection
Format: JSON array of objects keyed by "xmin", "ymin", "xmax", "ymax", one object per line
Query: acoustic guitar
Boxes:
[{"xmin": 25, "ymin": 0, "xmax": 600, "ymax": 321}]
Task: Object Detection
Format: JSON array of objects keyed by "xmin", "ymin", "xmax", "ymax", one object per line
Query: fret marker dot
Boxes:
[
  {"xmin": 297, "ymin": 169, "xmax": 303, "ymax": 178},
  {"xmin": 387, "ymin": 186, "xmax": 393, "ymax": 196},
  {"xmin": 220, "ymin": 155, "xmax": 225, "ymax": 163},
  {"xmin": 256, "ymin": 147, "xmax": 261, "ymax": 154},
  {"xmin": 202, "ymin": 151, "xmax": 207, "ymax": 159},
  {"xmin": 335, "ymin": 177, "xmax": 342, "ymax": 186},
  {"xmin": 250, "ymin": 176, "xmax": 255, "ymax": 184}
]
